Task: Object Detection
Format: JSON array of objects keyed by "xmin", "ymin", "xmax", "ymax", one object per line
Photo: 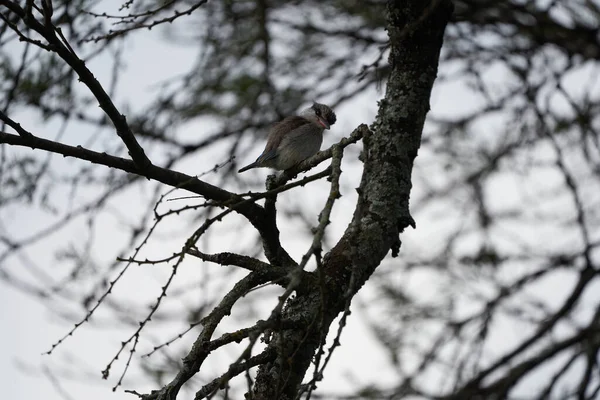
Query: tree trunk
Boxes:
[{"xmin": 251, "ymin": 1, "xmax": 453, "ymax": 398}]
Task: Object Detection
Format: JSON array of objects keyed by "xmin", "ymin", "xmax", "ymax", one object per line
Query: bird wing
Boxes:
[{"xmin": 257, "ymin": 116, "xmax": 311, "ymax": 162}]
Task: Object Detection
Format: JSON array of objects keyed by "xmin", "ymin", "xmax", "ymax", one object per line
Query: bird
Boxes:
[{"xmin": 238, "ymin": 102, "xmax": 336, "ymax": 173}]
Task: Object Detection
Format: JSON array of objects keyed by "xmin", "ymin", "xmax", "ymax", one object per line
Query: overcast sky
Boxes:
[{"xmin": 2, "ymin": 2, "xmax": 600, "ymax": 400}]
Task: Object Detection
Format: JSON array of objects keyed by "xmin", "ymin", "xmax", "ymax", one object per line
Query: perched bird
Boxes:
[{"xmin": 238, "ymin": 102, "xmax": 336, "ymax": 173}]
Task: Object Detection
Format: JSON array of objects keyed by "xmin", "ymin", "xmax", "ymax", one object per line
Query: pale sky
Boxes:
[{"xmin": 2, "ymin": 2, "xmax": 600, "ymax": 400}]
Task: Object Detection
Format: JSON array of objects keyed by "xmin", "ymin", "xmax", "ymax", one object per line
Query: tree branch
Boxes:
[
  {"xmin": 140, "ymin": 271, "xmax": 282, "ymax": 400},
  {"xmin": 187, "ymin": 248, "xmax": 275, "ymax": 273},
  {"xmin": 1, "ymin": 0, "xmax": 152, "ymax": 168},
  {"xmin": 0, "ymin": 128, "xmax": 303, "ymax": 268},
  {"xmin": 251, "ymin": 1, "xmax": 454, "ymax": 398}
]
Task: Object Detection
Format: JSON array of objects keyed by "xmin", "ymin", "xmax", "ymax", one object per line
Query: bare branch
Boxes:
[
  {"xmin": 0, "ymin": 129, "xmax": 268, "ymax": 234},
  {"xmin": 187, "ymin": 248, "xmax": 276, "ymax": 274},
  {"xmin": 1, "ymin": 0, "xmax": 152, "ymax": 168}
]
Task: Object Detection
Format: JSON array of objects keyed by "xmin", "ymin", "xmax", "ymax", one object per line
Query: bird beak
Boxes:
[{"xmin": 318, "ymin": 117, "xmax": 330, "ymax": 130}]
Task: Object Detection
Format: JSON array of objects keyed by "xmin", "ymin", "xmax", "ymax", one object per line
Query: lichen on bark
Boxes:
[{"xmin": 251, "ymin": 1, "xmax": 453, "ymax": 398}]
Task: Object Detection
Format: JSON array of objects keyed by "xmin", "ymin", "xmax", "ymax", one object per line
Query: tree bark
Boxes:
[{"xmin": 251, "ymin": 1, "xmax": 453, "ymax": 399}]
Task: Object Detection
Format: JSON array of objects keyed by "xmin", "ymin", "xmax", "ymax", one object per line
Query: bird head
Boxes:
[{"xmin": 301, "ymin": 102, "xmax": 336, "ymax": 130}]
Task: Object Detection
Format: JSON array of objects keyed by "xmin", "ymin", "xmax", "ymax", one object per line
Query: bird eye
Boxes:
[{"xmin": 315, "ymin": 109, "xmax": 321, "ymax": 117}]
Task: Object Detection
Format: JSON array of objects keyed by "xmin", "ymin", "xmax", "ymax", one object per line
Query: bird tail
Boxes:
[{"xmin": 238, "ymin": 162, "xmax": 258, "ymax": 173}]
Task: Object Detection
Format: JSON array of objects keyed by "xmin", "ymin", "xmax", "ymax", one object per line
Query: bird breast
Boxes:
[{"xmin": 276, "ymin": 124, "xmax": 324, "ymax": 170}]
